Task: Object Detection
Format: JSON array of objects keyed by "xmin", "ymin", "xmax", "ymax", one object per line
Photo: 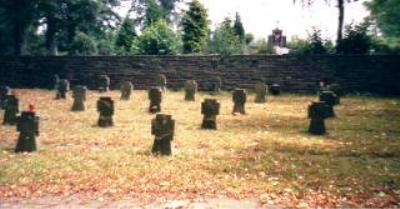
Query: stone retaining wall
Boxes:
[{"xmin": 0, "ymin": 55, "xmax": 399, "ymax": 94}]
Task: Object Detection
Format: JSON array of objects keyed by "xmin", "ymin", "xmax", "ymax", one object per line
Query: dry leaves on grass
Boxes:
[{"xmin": 0, "ymin": 90, "xmax": 399, "ymax": 208}]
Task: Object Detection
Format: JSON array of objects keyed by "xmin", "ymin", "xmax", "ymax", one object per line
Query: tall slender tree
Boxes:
[
  {"xmin": 181, "ymin": 0, "xmax": 210, "ymax": 53},
  {"xmin": 0, "ymin": 5, "xmax": 13, "ymax": 55},
  {"xmin": 144, "ymin": 0, "xmax": 165, "ymax": 27},
  {"xmin": 38, "ymin": 0, "xmax": 63, "ymax": 55},
  {"xmin": 233, "ymin": 12, "xmax": 245, "ymax": 43},
  {"xmin": 115, "ymin": 17, "xmax": 137, "ymax": 54}
]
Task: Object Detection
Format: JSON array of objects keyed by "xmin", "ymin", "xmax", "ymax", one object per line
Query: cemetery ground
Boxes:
[{"xmin": 0, "ymin": 89, "xmax": 399, "ymax": 208}]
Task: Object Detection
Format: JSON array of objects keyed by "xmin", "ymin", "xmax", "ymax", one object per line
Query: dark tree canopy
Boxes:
[
  {"xmin": 366, "ymin": 0, "xmax": 400, "ymax": 37},
  {"xmin": 0, "ymin": 0, "xmax": 122, "ymax": 55},
  {"xmin": 336, "ymin": 22, "xmax": 373, "ymax": 54},
  {"xmin": 0, "ymin": 0, "xmax": 39, "ymax": 55},
  {"xmin": 288, "ymin": 28, "xmax": 329, "ymax": 55},
  {"xmin": 1, "ymin": 0, "xmax": 397, "ymax": 56}
]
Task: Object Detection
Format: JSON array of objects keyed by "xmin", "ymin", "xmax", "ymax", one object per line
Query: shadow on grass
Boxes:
[
  {"xmin": 220, "ymin": 113, "xmax": 308, "ymax": 134},
  {"xmin": 0, "ymin": 146, "xmax": 15, "ymax": 153},
  {"xmin": 202, "ymin": 104, "xmax": 400, "ymax": 196}
]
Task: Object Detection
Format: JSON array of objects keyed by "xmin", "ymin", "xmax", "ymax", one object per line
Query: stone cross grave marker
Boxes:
[
  {"xmin": 318, "ymin": 82, "xmax": 343, "ymax": 99},
  {"xmin": 3, "ymin": 95, "xmax": 19, "ymax": 125},
  {"xmin": 269, "ymin": 83, "xmax": 281, "ymax": 96},
  {"xmin": 155, "ymin": 74, "xmax": 167, "ymax": 92},
  {"xmin": 120, "ymin": 81, "xmax": 133, "ymax": 100},
  {"xmin": 148, "ymin": 87, "xmax": 162, "ymax": 114},
  {"xmin": 201, "ymin": 99, "xmax": 220, "ymax": 130},
  {"xmin": 53, "ymin": 74, "xmax": 60, "ymax": 90},
  {"xmin": 71, "ymin": 85, "xmax": 87, "ymax": 111},
  {"xmin": 184, "ymin": 80, "xmax": 198, "ymax": 101},
  {"xmin": 326, "ymin": 83, "xmax": 344, "ymax": 98},
  {"xmin": 319, "ymin": 91, "xmax": 338, "ymax": 118},
  {"xmin": 56, "ymin": 79, "xmax": 70, "ymax": 100},
  {"xmin": 151, "ymin": 114, "xmax": 175, "ymax": 156},
  {"xmin": 0, "ymin": 86, "xmax": 11, "ymax": 110},
  {"xmin": 318, "ymin": 80, "xmax": 328, "ymax": 94},
  {"xmin": 330, "ymin": 83, "xmax": 344, "ymax": 98},
  {"xmin": 97, "ymin": 97, "xmax": 114, "ymax": 127},
  {"xmin": 308, "ymin": 101, "xmax": 330, "ymax": 135},
  {"xmin": 97, "ymin": 74, "xmax": 110, "ymax": 93},
  {"xmin": 232, "ymin": 89, "xmax": 247, "ymax": 115},
  {"xmin": 209, "ymin": 76, "xmax": 222, "ymax": 95},
  {"xmin": 15, "ymin": 111, "xmax": 39, "ymax": 153},
  {"xmin": 254, "ymin": 82, "xmax": 267, "ymax": 103}
]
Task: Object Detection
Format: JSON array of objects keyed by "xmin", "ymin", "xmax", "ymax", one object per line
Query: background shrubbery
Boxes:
[{"xmin": 0, "ymin": 0, "xmax": 399, "ymax": 56}]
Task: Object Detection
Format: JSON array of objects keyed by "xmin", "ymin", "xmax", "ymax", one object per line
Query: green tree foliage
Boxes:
[
  {"xmin": 373, "ymin": 37, "xmax": 400, "ymax": 54},
  {"xmin": 287, "ymin": 35, "xmax": 308, "ymax": 54},
  {"xmin": 0, "ymin": 0, "xmax": 122, "ymax": 55},
  {"xmin": 247, "ymin": 38, "xmax": 275, "ymax": 54},
  {"xmin": 132, "ymin": 19, "xmax": 181, "ymax": 55},
  {"xmin": 233, "ymin": 12, "xmax": 245, "ymax": 43},
  {"xmin": 324, "ymin": 40, "xmax": 336, "ymax": 54},
  {"xmin": 336, "ymin": 23, "xmax": 373, "ymax": 54},
  {"xmin": 97, "ymin": 39, "xmax": 115, "ymax": 55},
  {"xmin": 209, "ymin": 18, "xmax": 242, "ymax": 55},
  {"xmin": 58, "ymin": 0, "xmax": 121, "ymax": 54},
  {"xmin": 181, "ymin": 0, "xmax": 210, "ymax": 53},
  {"xmin": 69, "ymin": 31, "xmax": 97, "ymax": 55},
  {"xmin": 243, "ymin": 33, "xmax": 271, "ymax": 55},
  {"xmin": 144, "ymin": 0, "xmax": 166, "ymax": 27},
  {"xmin": 365, "ymin": 0, "xmax": 400, "ymax": 37},
  {"xmin": 288, "ymin": 29, "xmax": 331, "ymax": 55},
  {"xmin": 365, "ymin": 0, "xmax": 400, "ymax": 54},
  {"xmin": 130, "ymin": 0, "xmax": 181, "ymax": 28},
  {"xmin": 97, "ymin": 31, "xmax": 116, "ymax": 55},
  {"xmin": 303, "ymin": 29, "xmax": 328, "ymax": 54},
  {"xmin": 115, "ymin": 17, "xmax": 137, "ymax": 54}
]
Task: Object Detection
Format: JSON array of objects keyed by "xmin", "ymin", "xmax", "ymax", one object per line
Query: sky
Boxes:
[{"xmin": 117, "ymin": 0, "xmax": 371, "ymax": 41}]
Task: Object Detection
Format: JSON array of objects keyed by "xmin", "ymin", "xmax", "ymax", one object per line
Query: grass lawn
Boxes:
[{"xmin": 0, "ymin": 89, "xmax": 399, "ymax": 208}]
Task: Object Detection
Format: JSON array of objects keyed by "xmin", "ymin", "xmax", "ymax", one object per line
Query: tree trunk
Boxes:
[
  {"xmin": 11, "ymin": 0, "xmax": 31, "ymax": 56},
  {"xmin": 45, "ymin": 16, "xmax": 58, "ymax": 55},
  {"xmin": 66, "ymin": 14, "xmax": 77, "ymax": 54},
  {"xmin": 12, "ymin": 18, "xmax": 28, "ymax": 56},
  {"xmin": 337, "ymin": 0, "xmax": 345, "ymax": 43}
]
